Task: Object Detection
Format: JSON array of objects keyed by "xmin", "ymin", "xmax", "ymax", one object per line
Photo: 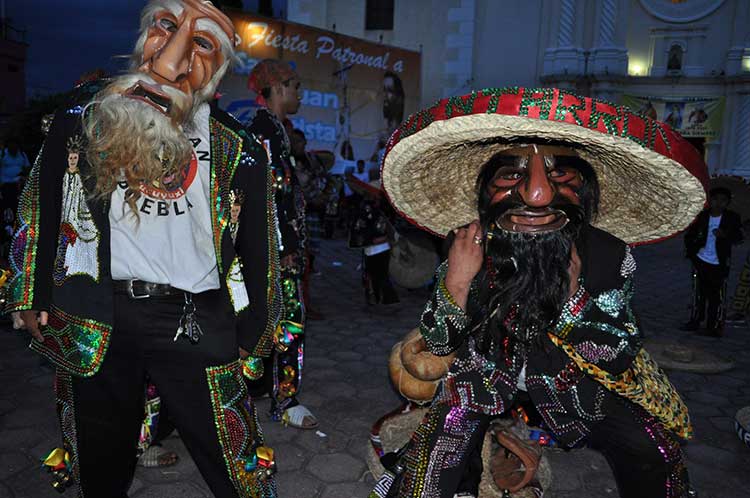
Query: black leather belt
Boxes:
[{"xmin": 113, "ymin": 280, "xmax": 182, "ymax": 299}]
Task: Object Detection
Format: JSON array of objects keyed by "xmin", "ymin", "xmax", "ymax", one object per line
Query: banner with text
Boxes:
[
  {"xmin": 219, "ymin": 11, "xmax": 421, "ymax": 163},
  {"xmin": 622, "ymin": 95, "xmax": 725, "ymax": 139}
]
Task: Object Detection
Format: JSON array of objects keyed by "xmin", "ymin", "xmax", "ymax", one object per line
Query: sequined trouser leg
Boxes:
[
  {"xmin": 68, "ymin": 290, "xmax": 275, "ymax": 498},
  {"xmin": 385, "ymin": 403, "xmax": 490, "ymax": 498},
  {"xmin": 271, "ymin": 273, "xmax": 305, "ymax": 420},
  {"xmin": 587, "ymin": 395, "xmax": 690, "ymax": 498}
]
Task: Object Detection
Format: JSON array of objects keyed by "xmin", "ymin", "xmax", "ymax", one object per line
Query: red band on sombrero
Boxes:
[{"xmin": 381, "ymin": 87, "xmax": 709, "ymax": 245}]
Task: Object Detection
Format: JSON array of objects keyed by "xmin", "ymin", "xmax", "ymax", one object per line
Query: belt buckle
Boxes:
[{"xmin": 127, "ymin": 280, "xmax": 151, "ymax": 300}]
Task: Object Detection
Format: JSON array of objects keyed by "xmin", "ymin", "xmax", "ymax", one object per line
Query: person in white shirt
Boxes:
[{"xmin": 683, "ymin": 187, "xmax": 744, "ymax": 336}]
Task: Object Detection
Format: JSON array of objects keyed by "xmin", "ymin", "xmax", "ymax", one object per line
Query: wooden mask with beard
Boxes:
[
  {"xmin": 84, "ymin": 0, "xmax": 238, "ymax": 206},
  {"xmin": 474, "ymin": 145, "xmax": 595, "ymax": 347}
]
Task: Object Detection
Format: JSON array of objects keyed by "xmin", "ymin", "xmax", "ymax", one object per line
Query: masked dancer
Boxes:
[
  {"xmin": 371, "ymin": 87, "xmax": 706, "ymax": 498},
  {"xmin": 6, "ymin": 2, "xmax": 282, "ymax": 496}
]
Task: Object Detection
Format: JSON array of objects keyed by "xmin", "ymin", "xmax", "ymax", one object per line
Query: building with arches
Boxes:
[{"xmin": 282, "ymin": 0, "xmax": 750, "ymax": 177}]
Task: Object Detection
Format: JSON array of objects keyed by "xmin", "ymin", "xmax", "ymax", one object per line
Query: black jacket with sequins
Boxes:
[
  {"xmin": 420, "ymin": 226, "xmax": 644, "ymax": 447},
  {"xmin": 4, "ymin": 81, "xmax": 283, "ymax": 376}
]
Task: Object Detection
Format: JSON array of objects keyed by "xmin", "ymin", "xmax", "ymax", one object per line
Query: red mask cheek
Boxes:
[
  {"xmin": 488, "ymin": 187, "xmax": 512, "ymax": 206},
  {"xmin": 557, "ymin": 184, "xmax": 582, "ymax": 205}
]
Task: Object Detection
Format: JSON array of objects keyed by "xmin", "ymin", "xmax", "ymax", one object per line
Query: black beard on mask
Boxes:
[{"xmin": 471, "ymin": 197, "xmax": 585, "ymax": 351}]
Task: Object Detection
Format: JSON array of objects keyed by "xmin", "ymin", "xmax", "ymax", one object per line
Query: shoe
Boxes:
[
  {"xmin": 697, "ymin": 327, "xmax": 722, "ymax": 337},
  {"xmin": 680, "ymin": 320, "xmax": 700, "ymax": 331}
]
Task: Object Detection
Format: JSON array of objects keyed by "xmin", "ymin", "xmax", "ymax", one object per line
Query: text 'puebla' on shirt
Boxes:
[{"xmin": 108, "ymin": 103, "xmax": 220, "ymax": 293}]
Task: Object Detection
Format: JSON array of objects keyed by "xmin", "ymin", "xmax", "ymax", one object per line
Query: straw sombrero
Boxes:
[{"xmin": 381, "ymin": 87, "xmax": 709, "ymax": 245}]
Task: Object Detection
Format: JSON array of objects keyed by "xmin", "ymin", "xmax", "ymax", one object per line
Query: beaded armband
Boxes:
[{"xmin": 420, "ymin": 262, "xmax": 469, "ymax": 356}]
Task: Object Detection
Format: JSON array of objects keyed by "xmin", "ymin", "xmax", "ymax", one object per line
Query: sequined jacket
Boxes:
[
  {"xmin": 4, "ymin": 82, "xmax": 283, "ymax": 377},
  {"xmin": 421, "ymin": 226, "xmax": 684, "ymax": 447},
  {"xmin": 245, "ymin": 108, "xmax": 306, "ymax": 263}
]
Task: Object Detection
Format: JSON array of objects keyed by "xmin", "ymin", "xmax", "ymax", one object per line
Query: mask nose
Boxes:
[
  {"xmin": 518, "ymin": 154, "xmax": 555, "ymax": 208},
  {"xmin": 150, "ymin": 23, "xmax": 192, "ymax": 84}
]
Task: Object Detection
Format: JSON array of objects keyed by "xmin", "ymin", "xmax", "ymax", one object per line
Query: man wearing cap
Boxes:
[
  {"xmin": 371, "ymin": 88, "xmax": 704, "ymax": 498},
  {"xmin": 246, "ymin": 59, "xmax": 318, "ymax": 429},
  {"xmin": 6, "ymin": 1, "xmax": 281, "ymax": 496}
]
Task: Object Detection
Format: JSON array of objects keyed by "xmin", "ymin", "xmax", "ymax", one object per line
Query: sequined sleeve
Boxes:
[
  {"xmin": 420, "ymin": 261, "xmax": 471, "ymax": 356},
  {"xmin": 551, "ymin": 247, "xmax": 642, "ymax": 375},
  {"xmin": 5, "ymin": 110, "xmax": 70, "ymax": 313},
  {"xmin": 234, "ymin": 132, "xmax": 283, "ymax": 357}
]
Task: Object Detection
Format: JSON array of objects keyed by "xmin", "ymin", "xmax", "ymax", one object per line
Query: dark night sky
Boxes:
[
  {"xmin": 8, "ymin": 0, "xmax": 251, "ymax": 98},
  {"xmin": 9, "ymin": 0, "xmax": 143, "ymax": 96}
]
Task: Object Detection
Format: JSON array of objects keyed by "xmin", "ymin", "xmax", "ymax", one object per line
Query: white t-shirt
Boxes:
[
  {"xmin": 697, "ymin": 215, "xmax": 722, "ymax": 265},
  {"xmin": 109, "ymin": 103, "xmax": 220, "ymax": 293}
]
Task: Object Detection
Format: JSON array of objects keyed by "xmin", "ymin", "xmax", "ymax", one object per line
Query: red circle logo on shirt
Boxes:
[{"xmin": 138, "ymin": 151, "xmax": 198, "ymax": 200}]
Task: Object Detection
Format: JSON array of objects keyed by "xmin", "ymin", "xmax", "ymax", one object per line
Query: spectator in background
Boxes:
[
  {"xmin": 343, "ymin": 159, "xmax": 372, "ymax": 227},
  {"xmin": 383, "ymin": 71, "xmax": 405, "ymax": 133},
  {"xmin": 347, "ymin": 178, "xmax": 399, "ymax": 306},
  {"xmin": 683, "ymin": 187, "xmax": 744, "ymax": 336},
  {"xmin": 0, "ymin": 139, "xmax": 30, "ymax": 215}
]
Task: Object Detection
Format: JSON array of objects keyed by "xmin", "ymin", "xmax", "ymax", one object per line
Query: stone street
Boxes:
[{"xmin": 1, "ymin": 235, "xmax": 749, "ymax": 498}]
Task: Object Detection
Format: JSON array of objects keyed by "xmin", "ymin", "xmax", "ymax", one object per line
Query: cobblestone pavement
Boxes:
[{"xmin": 1, "ymin": 236, "xmax": 749, "ymax": 498}]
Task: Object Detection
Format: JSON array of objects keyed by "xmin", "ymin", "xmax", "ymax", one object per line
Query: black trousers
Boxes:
[
  {"xmin": 70, "ymin": 290, "xmax": 244, "ymax": 497},
  {"xmin": 389, "ymin": 396, "xmax": 688, "ymax": 498},
  {"xmin": 587, "ymin": 395, "xmax": 690, "ymax": 498},
  {"xmin": 364, "ymin": 250, "xmax": 399, "ymax": 304},
  {"xmin": 691, "ymin": 257, "xmax": 726, "ymax": 328}
]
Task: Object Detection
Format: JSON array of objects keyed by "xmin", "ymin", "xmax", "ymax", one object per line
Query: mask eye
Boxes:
[
  {"xmin": 194, "ymin": 36, "xmax": 214, "ymax": 51},
  {"xmin": 491, "ymin": 168, "xmax": 524, "ymax": 189},
  {"xmin": 549, "ymin": 167, "xmax": 577, "ymax": 182},
  {"xmin": 158, "ymin": 18, "xmax": 178, "ymax": 32}
]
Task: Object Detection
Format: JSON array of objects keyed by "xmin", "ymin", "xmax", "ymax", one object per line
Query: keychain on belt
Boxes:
[{"xmin": 174, "ymin": 293, "xmax": 203, "ymax": 344}]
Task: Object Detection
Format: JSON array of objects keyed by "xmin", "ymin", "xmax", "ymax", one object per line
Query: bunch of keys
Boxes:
[{"xmin": 174, "ymin": 293, "xmax": 203, "ymax": 344}]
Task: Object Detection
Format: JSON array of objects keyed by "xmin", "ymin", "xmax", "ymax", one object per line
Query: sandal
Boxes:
[
  {"xmin": 137, "ymin": 444, "xmax": 179, "ymax": 468},
  {"xmin": 282, "ymin": 404, "xmax": 319, "ymax": 429}
]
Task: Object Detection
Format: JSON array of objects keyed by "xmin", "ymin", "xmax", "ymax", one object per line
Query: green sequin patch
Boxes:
[{"xmin": 31, "ymin": 305, "xmax": 111, "ymax": 377}]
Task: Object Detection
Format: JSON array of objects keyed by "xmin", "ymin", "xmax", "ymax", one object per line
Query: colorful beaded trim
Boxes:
[
  {"xmin": 205, "ymin": 361, "xmax": 278, "ymax": 497},
  {"xmin": 548, "ymin": 333, "xmax": 692, "ymax": 440},
  {"xmin": 54, "ymin": 371, "xmax": 81, "ymax": 492},
  {"xmin": 30, "ymin": 305, "xmax": 111, "ymax": 377},
  {"xmin": 253, "ymin": 161, "xmax": 283, "ymax": 358},
  {"xmin": 6, "ymin": 146, "xmax": 44, "ymax": 311},
  {"xmin": 209, "ymin": 118, "xmax": 243, "ymax": 274}
]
